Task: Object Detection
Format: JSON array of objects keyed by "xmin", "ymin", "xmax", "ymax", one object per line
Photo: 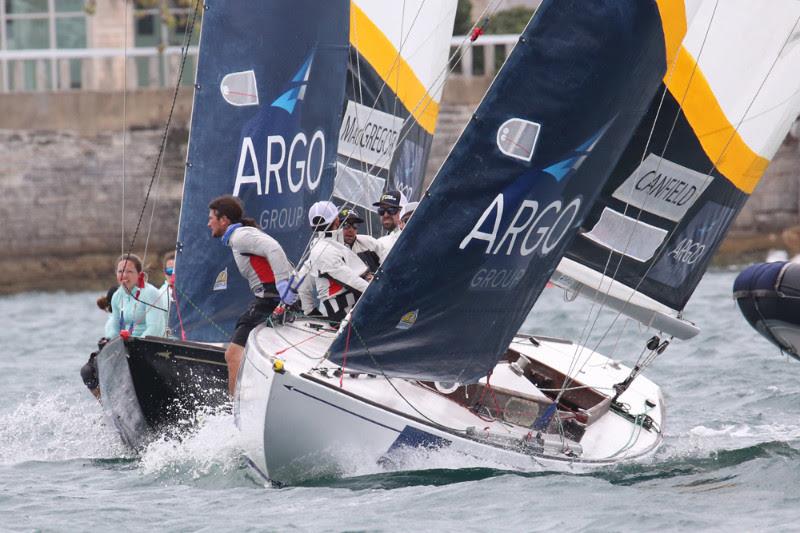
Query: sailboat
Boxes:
[
  {"xmin": 94, "ymin": 0, "xmax": 456, "ymax": 447},
  {"xmin": 235, "ymin": 0, "xmax": 800, "ymax": 485}
]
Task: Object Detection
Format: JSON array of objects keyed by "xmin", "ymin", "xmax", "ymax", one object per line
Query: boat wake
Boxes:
[
  {"xmin": 0, "ymin": 388, "xmax": 129, "ymax": 466},
  {"xmin": 295, "ymin": 421, "xmax": 800, "ymax": 489},
  {"xmin": 136, "ymin": 406, "xmax": 248, "ymax": 486}
]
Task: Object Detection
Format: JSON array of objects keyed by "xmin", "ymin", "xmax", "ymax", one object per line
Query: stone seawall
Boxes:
[
  {"xmin": 1, "ymin": 87, "xmax": 799, "ymax": 293},
  {"xmin": 0, "ymin": 126, "xmax": 188, "ymax": 293}
]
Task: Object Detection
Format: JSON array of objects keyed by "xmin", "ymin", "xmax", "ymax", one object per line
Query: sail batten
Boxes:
[{"xmin": 327, "ymin": 0, "xmax": 687, "ymax": 382}]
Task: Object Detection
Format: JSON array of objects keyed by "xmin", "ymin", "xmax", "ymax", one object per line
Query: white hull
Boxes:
[{"xmin": 236, "ymin": 320, "xmax": 664, "ymax": 485}]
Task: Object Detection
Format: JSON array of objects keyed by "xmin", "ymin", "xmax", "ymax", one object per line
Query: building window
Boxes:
[
  {"xmin": 134, "ymin": 0, "xmax": 199, "ymax": 88},
  {"xmin": 2, "ymin": 0, "xmax": 86, "ymax": 91}
]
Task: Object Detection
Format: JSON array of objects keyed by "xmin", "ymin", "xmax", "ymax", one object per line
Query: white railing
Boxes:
[{"xmin": 0, "ymin": 34, "xmax": 519, "ymax": 93}]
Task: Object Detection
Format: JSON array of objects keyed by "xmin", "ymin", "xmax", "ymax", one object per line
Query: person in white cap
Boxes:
[
  {"xmin": 296, "ymin": 201, "xmax": 371, "ymax": 321},
  {"xmin": 399, "ymin": 201, "xmax": 419, "ymax": 229},
  {"xmin": 373, "ymin": 189, "xmax": 406, "ymax": 263}
]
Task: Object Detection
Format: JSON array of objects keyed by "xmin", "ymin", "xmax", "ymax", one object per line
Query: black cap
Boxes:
[
  {"xmin": 338, "ymin": 207, "xmax": 364, "ymax": 224},
  {"xmin": 373, "ymin": 190, "xmax": 403, "ymax": 209}
]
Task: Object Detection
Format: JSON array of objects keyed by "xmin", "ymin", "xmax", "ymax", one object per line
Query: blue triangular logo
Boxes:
[{"xmin": 271, "ymin": 52, "xmax": 314, "ymax": 114}]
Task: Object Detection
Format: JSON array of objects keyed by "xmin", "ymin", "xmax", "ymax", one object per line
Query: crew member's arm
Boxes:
[
  {"xmin": 319, "ymin": 255, "xmax": 369, "ymax": 294},
  {"xmin": 295, "ymin": 263, "xmax": 316, "ymax": 315}
]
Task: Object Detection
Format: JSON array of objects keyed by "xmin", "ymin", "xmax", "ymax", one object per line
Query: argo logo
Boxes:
[
  {"xmin": 228, "ymin": 52, "xmax": 326, "ymax": 197},
  {"xmin": 460, "ymin": 193, "xmax": 582, "ymax": 257}
]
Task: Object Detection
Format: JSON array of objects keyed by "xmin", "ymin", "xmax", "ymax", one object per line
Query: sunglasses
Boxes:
[
  {"xmin": 342, "ymin": 222, "xmax": 358, "ymax": 230},
  {"xmin": 377, "ymin": 207, "xmax": 400, "ymax": 216}
]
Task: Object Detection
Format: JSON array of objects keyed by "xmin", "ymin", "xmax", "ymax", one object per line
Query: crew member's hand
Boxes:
[{"xmin": 276, "ymin": 279, "xmax": 298, "ymax": 306}]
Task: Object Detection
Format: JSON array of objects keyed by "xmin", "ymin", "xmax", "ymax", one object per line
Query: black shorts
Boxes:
[{"xmin": 231, "ymin": 297, "xmax": 279, "ymax": 346}]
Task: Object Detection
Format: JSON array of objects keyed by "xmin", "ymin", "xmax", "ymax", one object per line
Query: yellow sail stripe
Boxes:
[
  {"xmin": 663, "ymin": 46, "xmax": 769, "ymax": 194},
  {"xmin": 654, "ymin": 0, "xmax": 687, "ymax": 71},
  {"xmin": 350, "ymin": 2, "xmax": 440, "ymax": 135}
]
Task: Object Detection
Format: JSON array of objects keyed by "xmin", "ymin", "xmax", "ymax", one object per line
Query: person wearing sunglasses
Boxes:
[
  {"xmin": 296, "ymin": 201, "xmax": 371, "ymax": 321},
  {"xmin": 373, "ymin": 189, "xmax": 406, "ymax": 263},
  {"xmin": 336, "ymin": 207, "xmax": 380, "ymax": 273}
]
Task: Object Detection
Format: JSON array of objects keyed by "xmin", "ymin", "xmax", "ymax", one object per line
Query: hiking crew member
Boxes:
[
  {"xmin": 335, "ymin": 207, "xmax": 380, "ymax": 273},
  {"xmin": 298, "ymin": 201, "xmax": 370, "ymax": 321},
  {"xmin": 208, "ymin": 195, "xmax": 296, "ymax": 395}
]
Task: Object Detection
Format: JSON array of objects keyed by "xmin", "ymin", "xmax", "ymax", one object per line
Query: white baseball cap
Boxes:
[
  {"xmin": 400, "ymin": 201, "xmax": 419, "ymax": 221},
  {"xmin": 308, "ymin": 201, "xmax": 339, "ymax": 228}
]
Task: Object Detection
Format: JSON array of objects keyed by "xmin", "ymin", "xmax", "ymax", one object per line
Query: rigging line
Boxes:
[
  {"xmin": 339, "ymin": 0, "xmax": 428, "ymax": 174},
  {"xmin": 344, "ymin": 314, "xmax": 468, "ymax": 434},
  {"xmin": 141, "ymin": 143, "xmax": 166, "ymax": 275},
  {"xmin": 121, "ymin": 0, "xmax": 129, "ymax": 258},
  {"xmin": 596, "ymin": 5, "xmax": 800, "ymax": 361},
  {"xmin": 172, "ymin": 282, "xmax": 230, "ymax": 338},
  {"xmin": 122, "ymin": 0, "xmax": 201, "ymax": 263},
  {"xmin": 559, "ymin": 2, "xmax": 723, "ymax": 394},
  {"xmin": 360, "ymin": 0, "xmax": 503, "ymax": 180},
  {"xmin": 389, "ymin": 0, "xmax": 406, "ymax": 155}
]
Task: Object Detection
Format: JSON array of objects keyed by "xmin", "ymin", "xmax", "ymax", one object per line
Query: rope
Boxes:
[{"xmin": 121, "ymin": 0, "xmax": 201, "ymax": 264}]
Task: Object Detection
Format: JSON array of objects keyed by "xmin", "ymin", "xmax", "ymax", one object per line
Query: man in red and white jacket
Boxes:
[{"xmin": 208, "ymin": 195, "xmax": 297, "ymax": 394}]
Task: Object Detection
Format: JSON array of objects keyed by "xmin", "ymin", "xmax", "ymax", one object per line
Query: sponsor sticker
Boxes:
[
  {"xmin": 396, "ymin": 309, "xmax": 419, "ymax": 330},
  {"xmin": 338, "ymin": 100, "xmax": 404, "ymax": 169},
  {"xmin": 213, "ymin": 268, "xmax": 228, "ymax": 291},
  {"xmin": 220, "ymin": 70, "xmax": 259, "ymax": 107},
  {"xmin": 612, "ymin": 153, "xmax": 712, "ymax": 222},
  {"xmin": 496, "ymin": 118, "xmax": 541, "ymax": 162}
]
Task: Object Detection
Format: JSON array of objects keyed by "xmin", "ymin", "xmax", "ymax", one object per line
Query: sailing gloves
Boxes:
[{"xmin": 276, "ymin": 278, "xmax": 298, "ymax": 306}]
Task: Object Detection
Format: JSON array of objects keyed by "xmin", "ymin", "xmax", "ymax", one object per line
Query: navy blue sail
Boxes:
[
  {"xmin": 327, "ymin": 0, "xmax": 685, "ymax": 382},
  {"xmin": 172, "ymin": 0, "xmax": 349, "ymax": 342}
]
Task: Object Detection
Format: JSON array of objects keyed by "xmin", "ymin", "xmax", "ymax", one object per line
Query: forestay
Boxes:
[
  {"xmin": 560, "ymin": 0, "xmax": 800, "ymax": 334},
  {"xmin": 172, "ymin": 0, "xmax": 349, "ymax": 341},
  {"xmin": 334, "ymin": 0, "xmax": 457, "ymax": 212},
  {"xmin": 328, "ymin": 0, "xmax": 687, "ymax": 382}
]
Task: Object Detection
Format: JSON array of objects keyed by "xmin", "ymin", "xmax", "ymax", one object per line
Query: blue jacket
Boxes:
[{"xmin": 104, "ymin": 282, "xmax": 167, "ymax": 339}]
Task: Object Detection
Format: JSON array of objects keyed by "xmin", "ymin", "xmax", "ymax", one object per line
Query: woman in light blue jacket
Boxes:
[{"xmin": 104, "ymin": 254, "xmax": 166, "ymax": 339}]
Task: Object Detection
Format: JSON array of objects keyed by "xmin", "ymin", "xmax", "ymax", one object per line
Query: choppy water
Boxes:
[{"xmin": 2, "ymin": 270, "xmax": 800, "ymax": 531}]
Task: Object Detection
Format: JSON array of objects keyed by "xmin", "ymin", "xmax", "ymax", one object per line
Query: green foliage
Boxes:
[
  {"xmin": 454, "ymin": 0, "xmax": 472, "ymax": 35},
  {"xmin": 486, "ymin": 7, "xmax": 535, "ymax": 34}
]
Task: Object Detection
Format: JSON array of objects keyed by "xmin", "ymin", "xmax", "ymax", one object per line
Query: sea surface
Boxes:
[{"xmin": 2, "ymin": 269, "xmax": 800, "ymax": 532}]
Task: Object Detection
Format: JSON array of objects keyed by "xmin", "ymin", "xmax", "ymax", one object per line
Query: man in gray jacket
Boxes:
[{"xmin": 208, "ymin": 195, "xmax": 296, "ymax": 394}]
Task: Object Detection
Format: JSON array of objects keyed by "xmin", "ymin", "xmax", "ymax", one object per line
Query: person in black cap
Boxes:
[
  {"xmin": 373, "ymin": 189, "xmax": 406, "ymax": 263},
  {"xmin": 296, "ymin": 201, "xmax": 371, "ymax": 321},
  {"xmin": 335, "ymin": 206, "xmax": 380, "ymax": 273}
]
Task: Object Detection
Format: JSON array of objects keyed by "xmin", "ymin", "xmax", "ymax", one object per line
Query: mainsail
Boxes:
[
  {"xmin": 557, "ymin": 0, "xmax": 800, "ymax": 338},
  {"xmin": 172, "ymin": 0, "xmax": 350, "ymax": 341},
  {"xmin": 334, "ymin": 0, "xmax": 457, "ymax": 215},
  {"xmin": 328, "ymin": 0, "xmax": 688, "ymax": 382}
]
